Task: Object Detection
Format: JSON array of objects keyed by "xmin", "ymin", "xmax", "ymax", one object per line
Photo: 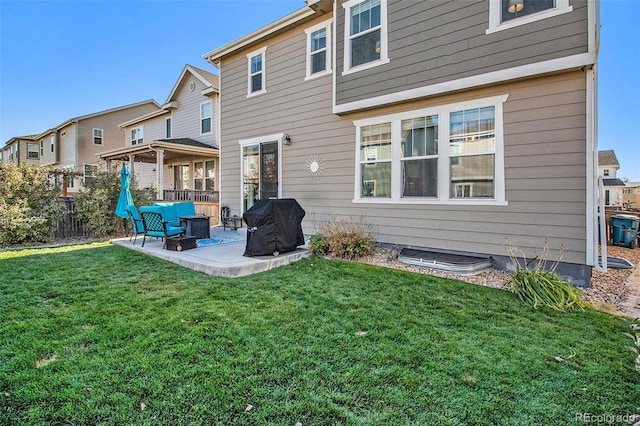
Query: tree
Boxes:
[{"xmin": 0, "ymin": 163, "xmax": 63, "ymax": 246}]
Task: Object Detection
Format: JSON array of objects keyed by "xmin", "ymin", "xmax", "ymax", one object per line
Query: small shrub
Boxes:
[
  {"xmin": 624, "ymin": 318, "xmax": 640, "ymax": 374},
  {"xmin": 320, "ymin": 217, "xmax": 376, "ymax": 260},
  {"xmin": 308, "ymin": 233, "xmax": 329, "ymax": 256},
  {"xmin": 74, "ymin": 170, "xmax": 152, "ymax": 237},
  {"xmin": 504, "ymin": 238, "xmax": 587, "ymax": 311}
]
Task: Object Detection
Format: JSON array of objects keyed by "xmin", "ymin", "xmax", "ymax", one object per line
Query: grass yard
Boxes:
[{"xmin": 0, "ymin": 242, "xmax": 638, "ymax": 425}]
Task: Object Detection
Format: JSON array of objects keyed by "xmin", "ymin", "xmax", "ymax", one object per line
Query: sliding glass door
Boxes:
[{"xmin": 242, "ymin": 141, "xmax": 279, "ymax": 212}]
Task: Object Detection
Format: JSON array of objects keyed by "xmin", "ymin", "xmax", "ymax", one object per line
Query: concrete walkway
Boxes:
[
  {"xmin": 618, "ymin": 267, "xmax": 640, "ymax": 319},
  {"xmin": 112, "ymin": 226, "xmax": 309, "ymax": 278}
]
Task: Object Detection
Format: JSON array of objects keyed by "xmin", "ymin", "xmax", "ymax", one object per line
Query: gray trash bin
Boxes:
[{"xmin": 611, "ymin": 214, "xmax": 639, "ymax": 248}]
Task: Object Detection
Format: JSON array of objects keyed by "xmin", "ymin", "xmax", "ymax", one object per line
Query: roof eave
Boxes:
[{"xmin": 203, "ymin": 6, "xmax": 316, "ymax": 64}]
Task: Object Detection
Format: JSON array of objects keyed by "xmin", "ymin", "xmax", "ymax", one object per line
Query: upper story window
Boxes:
[
  {"xmin": 130, "ymin": 126, "xmax": 143, "ymax": 145},
  {"xmin": 27, "ymin": 143, "xmax": 39, "ymax": 159},
  {"xmin": 40, "ymin": 141, "xmax": 43, "ymax": 156},
  {"xmin": 305, "ymin": 20, "xmax": 332, "ymax": 79},
  {"xmin": 487, "ymin": 0, "xmax": 572, "ymax": 34},
  {"xmin": 353, "ymin": 95, "xmax": 508, "ymax": 205},
  {"xmin": 93, "ymin": 128, "xmax": 103, "ymax": 145},
  {"xmin": 50, "ymin": 135, "xmax": 55, "ymax": 152},
  {"xmin": 166, "ymin": 118, "xmax": 172, "ymax": 138},
  {"xmin": 247, "ymin": 47, "xmax": 267, "ymax": 97},
  {"xmin": 603, "ymin": 169, "xmax": 610, "ymax": 176},
  {"xmin": 343, "ymin": 0, "xmax": 388, "ymax": 74},
  {"xmin": 200, "ymin": 102, "xmax": 212, "ymax": 134}
]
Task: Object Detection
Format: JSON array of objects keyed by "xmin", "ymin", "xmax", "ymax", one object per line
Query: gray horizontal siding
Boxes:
[
  {"xmin": 218, "ymin": 11, "xmax": 588, "ymax": 265},
  {"xmin": 336, "ymin": 0, "xmax": 589, "ymax": 106}
]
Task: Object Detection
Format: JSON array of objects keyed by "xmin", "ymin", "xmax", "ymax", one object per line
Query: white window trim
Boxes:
[
  {"xmin": 165, "ymin": 117, "xmax": 172, "ymax": 138},
  {"xmin": 200, "ymin": 101, "xmax": 213, "ymax": 135},
  {"xmin": 486, "ymin": 0, "xmax": 573, "ymax": 34},
  {"xmin": 305, "ymin": 19, "xmax": 333, "ymax": 81},
  {"xmin": 27, "ymin": 143, "xmax": 39, "ymax": 159},
  {"xmin": 238, "ymin": 133, "xmax": 284, "ymax": 213},
  {"xmin": 353, "ymin": 95, "xmax": 509, "ymax": 206},
  {"xmin": 130, "ymin": 126, "xmax": 144, "ymax": 146},
  {"xmin": 342, "ymin": 0, "xmax": 389, "ymax": 76},
  {"xmin": 93, "ymin": 128, "xmax": 103, "ymax": 145},
  {"xmin": 246, "ymin": 46, "xmax": 268, "ymax": 98}
]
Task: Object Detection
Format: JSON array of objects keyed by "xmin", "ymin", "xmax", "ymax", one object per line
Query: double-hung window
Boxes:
[
  {"xmin": 27, "ymin": 143, "xmax": 39, "ymax": 159},
  {"xmin": 93, "ymin": 128, "xmax": 103, "ymax": 145},
  {"xmin": 305, "ymin": 20, "xmax": 332, "ymax": 79},
  {"xmin": 201, "ymin": 102, "xmax": 212, "ymax": 134},
  {"xmin": 354, "ymin": 95, "xmax": 508, "ymax": 205},
  {"xmin": 247, "ymin": 47, "xmax": 267, "ymax": 97},
  {"xmin": 84, "ymin": 164, "xmax": 98, "ymax": 187},
  {"xmin": 487, "ymin": 0, "xmax": 572, "ymax": 34},
  {"xmin": 130, "ymin": 126, "xmax": 143, "ymax": 145},
  {"xmin": 343, "ymin": 0, "xmax": 388, "ymax": 73},
  {"xmin": 166, "ymin": 118, "xmax": 172, "ymax": 138}
]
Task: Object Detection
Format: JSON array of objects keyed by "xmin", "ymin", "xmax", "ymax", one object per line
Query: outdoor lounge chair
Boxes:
[
  {"xmin": 139, "ymin": 206, "xmax": 186, "ymax": 249},
  {"xmin": 124, "ymin": 204, "xmax": 145, "ymax": 245},
  {"xmin": 220, "ymin": 206, "xmax": 243, "ymax": 231}
]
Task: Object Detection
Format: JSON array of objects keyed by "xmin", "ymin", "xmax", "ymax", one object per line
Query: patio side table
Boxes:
[{"xmin": 180, "ymin": 215, "xmax": 210, "ymax": 239}]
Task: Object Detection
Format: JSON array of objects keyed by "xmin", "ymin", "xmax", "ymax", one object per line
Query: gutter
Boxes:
[{"xmin": 203, "ymin": 6, "xmax": 315, "ymax": 64}]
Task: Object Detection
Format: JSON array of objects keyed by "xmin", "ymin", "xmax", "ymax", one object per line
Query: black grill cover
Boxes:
[{"xmin": 243, "ymin": 198, "xmax": 306, "ymax": 256}]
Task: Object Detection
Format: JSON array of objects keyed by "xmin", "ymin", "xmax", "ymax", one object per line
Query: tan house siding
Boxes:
[
  {"xmin": 58, "ymin": 125, "xmax": 77, "ymax": 170},
  {"xmin": 171, "ymin": 77, "xmax": 217, "ymax": 146}
]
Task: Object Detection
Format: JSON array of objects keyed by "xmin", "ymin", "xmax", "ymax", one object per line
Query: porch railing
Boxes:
[{"xmin": 162, "ymin": 189, "xmax": 219, "ymax": 203}]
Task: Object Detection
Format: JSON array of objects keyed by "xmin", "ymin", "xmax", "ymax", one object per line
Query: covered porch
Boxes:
[{"xmin": 99, "ymin": 138, "xmax": 220, "ymax": 220}]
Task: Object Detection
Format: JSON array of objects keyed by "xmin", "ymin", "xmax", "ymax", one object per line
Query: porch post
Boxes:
[
  {"xmin": 105, "ymin": 159, "xmax": 112, "ymax": 173},
  {"xmin": 128, "ymin": 154, "xmax": 135, "ymax": 176},
  {"xmin": 156, "ymin": 148, "xmax": 164, "ymax": 200}
]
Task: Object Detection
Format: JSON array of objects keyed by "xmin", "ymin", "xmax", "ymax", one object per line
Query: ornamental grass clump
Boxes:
[
  {"xmin": 315, "ymin": 216, "xmax": 377, "ymax": 260},
  {"xmin": 504, "ymin": 238, "xmax": 588, "ymax": 312}
]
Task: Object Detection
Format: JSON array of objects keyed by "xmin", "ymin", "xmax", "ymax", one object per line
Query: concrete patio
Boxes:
[{"xmin": 111, "ymin": 226, "xmax": 309, "ymax": 278}]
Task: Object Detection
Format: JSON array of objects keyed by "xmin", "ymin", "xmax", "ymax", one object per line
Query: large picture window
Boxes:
[
  {"xmin": 354, "ymin": 95, "xmax": 508, "ymax": 205},
  {"xmin": 343, "ymin": 0, "xmax": 388, "ymax": 73}
]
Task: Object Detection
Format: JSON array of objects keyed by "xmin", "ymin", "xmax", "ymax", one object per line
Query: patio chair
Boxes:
[
  {"xmin": 139, "ymin": 206, "xmax": 186, "ymax": 249},
  {"xmin": 124, "ymin": 204, "xmax": 145, "ymax": 245},
  {"xmin": 220, "ymin": 205, "xmax": 243, "ymax": 231}
]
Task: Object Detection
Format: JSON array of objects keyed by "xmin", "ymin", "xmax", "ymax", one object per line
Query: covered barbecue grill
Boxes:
[{"xmin": 243, "ymin": 198, "xmax": 306, "ymax": 256}]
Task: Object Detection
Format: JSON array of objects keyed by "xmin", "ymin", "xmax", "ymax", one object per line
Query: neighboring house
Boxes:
[
  {"xmin": 204, "ymin": 0, "xmax": 599, "ymax": 285},
  {"xmin": 598, "ymin": 149, "xmax": 625, "ymax": 206},
  {"xmin": 623, "ymin": 183, "xmax": 640, "ymax": 210},
  {"xmin": 30, "ymin": 100, "xmax": 161, "ymax": 193},
  {"xmin": 1, "ymin": 135, "xmax": 40, "ymax": 166},
  {"xmin": 98, "ymin": 64, "xmax": 220, "ymax": 204}
]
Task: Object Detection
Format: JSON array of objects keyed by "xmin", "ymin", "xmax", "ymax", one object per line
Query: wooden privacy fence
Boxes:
[{"xmin": 54, "ymin": 197, "xmax": 91, "ymax": 239}]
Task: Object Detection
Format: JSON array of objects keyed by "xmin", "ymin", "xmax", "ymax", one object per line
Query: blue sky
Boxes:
[{"xmin": 1, "ymin": 0, "xmax": 638, "ymax": 181}]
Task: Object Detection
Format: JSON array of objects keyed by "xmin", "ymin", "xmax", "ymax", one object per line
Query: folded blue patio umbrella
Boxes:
[{"xmin": 115, "ymin": 165, "xmax": 134, "ymax": 218}]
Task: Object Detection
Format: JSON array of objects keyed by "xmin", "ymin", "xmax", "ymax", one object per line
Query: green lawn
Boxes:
[{"xmin": 0, "ymin": 242, "xmax": 638, "ymax": 425}]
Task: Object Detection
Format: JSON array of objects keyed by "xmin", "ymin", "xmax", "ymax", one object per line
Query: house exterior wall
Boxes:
[
  {"xmin": 77, "ymin": 102, "xmax": 159, "ymax": 167},
  {"xmin": 213, "ymin": 0, "xmax": 595, "ymax": 282},
  {"xmin": 335, "ymin": 0, "xmax": 589, "ymax": 106},
  {"xmin": 171, "ymin": 77, "xmax": 217, "ymax": 147},
  {"xmin": 58, "ymin": 124, "xmax": 77, "ymax": 170},
  {"xmin": 38, "ymin": 132, "xmax": 58, "ymax": 166}
]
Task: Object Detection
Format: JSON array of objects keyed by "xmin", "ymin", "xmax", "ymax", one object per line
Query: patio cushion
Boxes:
[{"xmin": 153, "ymin": 202, "xmax": 196, "ymax": 226}]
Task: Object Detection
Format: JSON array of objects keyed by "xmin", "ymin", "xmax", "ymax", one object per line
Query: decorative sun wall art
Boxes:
[{"xmin": 306, "ymin": 154, "xmax": 324, "ymax": 178}]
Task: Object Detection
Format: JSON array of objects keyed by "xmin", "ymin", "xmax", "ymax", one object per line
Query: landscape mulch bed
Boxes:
[{"xmin": 360, "ymin": 244, "xmax": 640, "ymax": 315}]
